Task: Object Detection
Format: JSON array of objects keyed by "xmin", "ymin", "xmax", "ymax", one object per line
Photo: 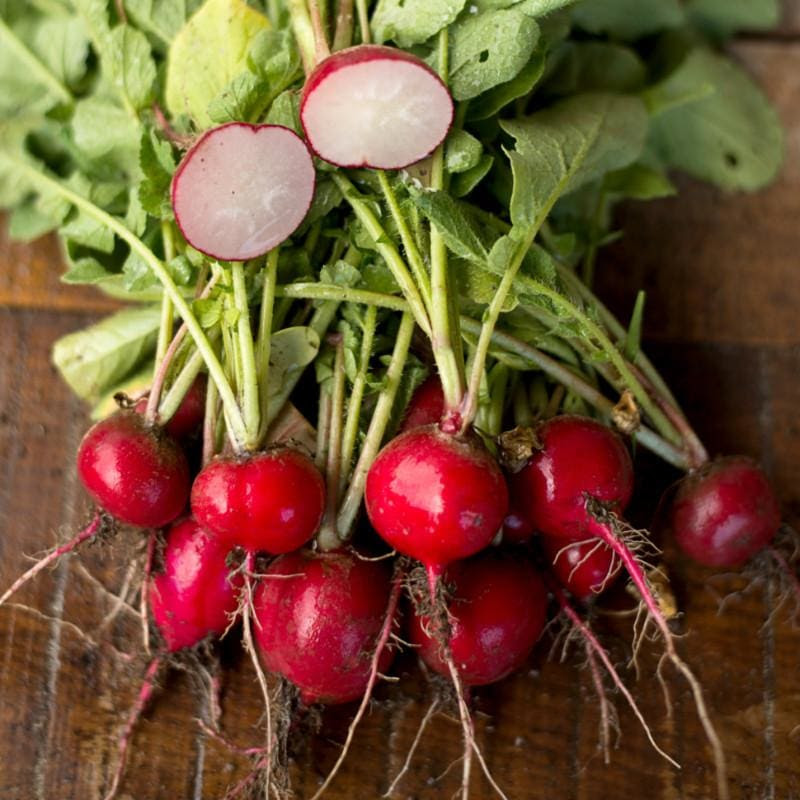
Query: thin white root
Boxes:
[
  {"xmin": 308, "ymin": 569, "xmax": 403, "ymax": 800},
  {"xmin": 241, "ymin": 557, "xmax": 272, "ymax": 800},
  {"xmin": 383, "ymin": 698, "xmax": 440, "ymax": 797}
]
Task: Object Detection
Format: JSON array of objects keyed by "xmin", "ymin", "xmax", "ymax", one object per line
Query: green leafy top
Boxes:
[{"xmin": 0, "ymin": 0, "xmax": 786, "ymax": 448}]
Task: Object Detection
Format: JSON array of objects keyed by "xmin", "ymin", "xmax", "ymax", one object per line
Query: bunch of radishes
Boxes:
[{"xmin": 0, "ymin": 1, "xmax": 795, "ymax": 798}]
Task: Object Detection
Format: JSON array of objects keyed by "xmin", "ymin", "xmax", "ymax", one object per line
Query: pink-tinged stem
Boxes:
[
  {"xmin": 307, "ymin": 0, "xmax": 331, "ymax": 63},
  {"xmin": 548, "ymin": 578, "xmax": 678, "ymax": 768},
  {"xmin": 628, "ymin": 362, "xmax": 708, "ymax": 468},
  {"xmin": 152, "ymin": 103, "xmax": 194, "ymax": 148},
  {"xmin": 0, "ymin": 512, "xmax": 103, "ymax": 607},
  {"xmin": 196, "ymin": 719, "xmax": 269, "ymax": 758},
  {"xmin": 103, "ymin": 655, "xmax": 163, "ymax": 800},
  {"xmin": 145, "ymin": 274, "xmax": 220, "ymax": 425},
  {"xmin": 584, "ymin": 514, "xmax": 728, "ymax": 800},
  {"xmin": 309, "ymin": 564, "xmax": 404, "ymax": 800},
  {"xmin": 223, "ymin": 754, "xmax": 272, "ymax": 800}
]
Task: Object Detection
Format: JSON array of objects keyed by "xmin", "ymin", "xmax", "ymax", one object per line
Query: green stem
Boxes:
[
  {"xmin": 337, "ymin": 312, "xmax": 415, "ymax": 538},
  {"xmin": 429, "ymin": 29, "xmax": 465, "ymax": 420},
  {"xmin": 154, "ymin": 223, "xmax": 175, "ymax": 365},
  {"xmin": 267, "ymin": 0, "xmax": 282, "ymax": 26},
  {"xmin": 316, "ymin": 384, "xmax": 332, "ymax": 471},
  {"xmin": 263, "ymin": 301, "xmax": 340, "ymax": 435},
  {"xmin": 158, "ymin": 344, "xmax": 205, "ymax": 424},
  {"xmin": 459, "ymin": 318, "xmax": 690, "ymax": 470},
  {"xmin": 270, "ymin": 281, "xmax": 690, "ymax": 468},
  {"xmin": 556, "ymin": 264, "xmax": 680, "ymax": 407},
  {"xmin": 332, "ymin": 0, "xmax": 354, "ymax": 50},
  {"xmin": 485, "ymin": 364, "xmax": 510, "ymax": 438},
  {"xmin": 308, "ymin": 0, "xmax": 332, "ymax": 61},
  {"xmin": 202, "ymin": 351, "xmax": 219, "ymax": 465},
  {"xmin": 377, "ymin": 171, "xmax": 432, "ymax": 310},
  {"xmin": 276, "ymin": 282, "xmax": 408, "ymax": 311},
  {"xmin": 339, "ymin": 305, "xmax": 377, "ymax": 496},
  {"xmin": 461, "ymin": 227, "xmax": 537, "ymax": 431},
  {"xmin": 318, "ymin": 340, "xmax": 346, "ymax": 551},
  {"xmin": 231, "ymin": 262, "xmax": 260, "ymax": 450},
  {"xmin": 0, "ymin": 17, "xmax": 72, "ymax": 105},
  {"xmin": 255, "ymin": 250, "xmax": 279, "ymax": 445},
  {"xmin": 355, "ymin": 0, "xmax": 370, "ymax": 42},
  {"xmin": 286, "ymin": 0, "xmax": 317, "ymax": 74},
  {"xmin": 8, "ymin": 159, "xmax": 249, "ymax": 447},
  {"xmin": 514, "ymin": 274, "xmax": 680, "ymax": 446},
  {"xmin": 332, "ymin": 172, "xmax": 432, "ymax": 336},
  {"xmin": 512, "ymin": 380, "xmax": 534, "ymax": 428},
  {"xmin": 580, "ymin": 188, "xmax": 607, "ymax": 286}
]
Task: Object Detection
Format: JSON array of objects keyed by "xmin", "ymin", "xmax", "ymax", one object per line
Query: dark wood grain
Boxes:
[{"xmin": 2, "ymin": 29, "xmax": 800, "ymax": 800}]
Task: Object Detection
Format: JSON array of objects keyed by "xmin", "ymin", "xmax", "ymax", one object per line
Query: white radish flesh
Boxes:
[
  {"xmin": 171, "ymin": 123, "xmax": 315, "ymax": 261},
  {"xmin": 301, "ymin": 45, "xmax": 454, "ymax": 170}
]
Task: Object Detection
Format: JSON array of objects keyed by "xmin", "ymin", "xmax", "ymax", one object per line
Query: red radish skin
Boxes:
[
  {"xmin": 300, "ymin": 45, "xmax": 454, "ymax": 169},
  {"xmin": 510, "ymin": 415, "xmax": 634, "ymax": 541},
  {"xmin": 670, "ymin": 457, "xmax": 781, "ymax": 568},
  {"xmin": 191, "ymin": 448, "xmax": 325, "ymax": 554},
  {"xmin": 253, "ymin": 549, "xmax": 395, "ymax": 705},
  {"xmin": 77, "ymin": 412, "xmax": 190, "ymax": 528},
  {"xmin": 365, "ymin": 425, "xmax": 509, "ymax": 576},
  {"xmin": 171, "ymin": 123, "xmax": 315, "ymax": 261},
  {"xmin": 409, "ymin": 551, "xmax": 547, "ymax": 686},
  {"xmin": 149, "ymin": 517, "xmax": 241, "ymax": 652},
  {"xmin": 136, "ymin": 375, "xmax": 207, "ymax": 440},
  {"xmin": 541, "ymin": 534, "xmax": 621, "ymax": 601},
  {"xmin": 503, "ymin": 505, "xmax": 536, "ymax": 544},
  {"xmin": 399, "ymin": 374, "xmax": 445, "ymax": 432}
]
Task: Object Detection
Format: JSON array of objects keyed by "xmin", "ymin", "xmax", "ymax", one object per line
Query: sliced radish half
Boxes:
[
  {"xmin": 300, "ymin": 45, "xmax": 454, "ymax": 170},
  {"xmin": 171, "ymin": 123, "xmax": 315, "ymax": 261}
]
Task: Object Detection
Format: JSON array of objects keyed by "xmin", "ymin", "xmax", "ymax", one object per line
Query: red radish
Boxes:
[
  {"xmin": 191, "ymin": 448, "xmax": 324, "ymax": 554},
  {"xmin": 541, "ymin": 534, "xmax": 621, "ymax": 601},
  {"xmin": 365, "ymin": 425, "xmax": 509, "ymax": 578},
  {"xmin": 509, "ymin": 415, "xmax": 634, "ymax": 541},
  {"xmin": 300, "ymin": 45, "xmax": 454, "ymax": 169},
  {"xmin": 171, "ymin": 123, "xmax": 315, "ymax": 261},
  {"xmin": 77, "ymin": 411, "xmax": 190, "ymax": 528},
  {"xmin": 409, "ymin": 551, "xmax": 547, "ymax": 686},
  {"xmin": 253, "ymin": 549, "xmax": 395, "ymax": 704},
  {"xmin": 510, "ymin": 415, "xmax": 729, "ymax": 796},
  {"xmin": 149, "ymin": 517, "xmax": 241, "ymax": 652},
  {"xmin": 104, "ymin": 517, "xmax": 240, "ymax": 800},
  {"xmin": 399, "ymin": 374, "xmax": 445, "ymax": 432},
  {"xmin": 135, "ymin": 375, "xmax": 207, "ymax": 440},
  {"xmin": 669, "ymin": 456, "xmax": 781, "ymax": 568}
]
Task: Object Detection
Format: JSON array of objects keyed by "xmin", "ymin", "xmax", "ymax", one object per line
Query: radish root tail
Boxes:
[
  {"xmin": 549, "ymin": 578, "xmax": 679, "ymax": 769},
  {"xmin": 0, "ymin": 511, "xmax": 107, "ymax": 608},
  {"xmin": 424, "ymin": 566, "xmax": 509, "ymax": 800},
  {"xmin": 240, "ymin": 551, "xmax": 274, "ymax": 800},
  {"xmin": 309, "ymin": 562, "xmax": 404, "ymax": 800},
  {"xmin": 103, "ymin": 655, "xmax": 163, "ymax": 800},
  {"xmin": 585, "ymin": 504, "xmax": 728, "ymax": 800}
]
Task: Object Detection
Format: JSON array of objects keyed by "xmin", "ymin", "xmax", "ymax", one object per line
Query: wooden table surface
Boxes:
[{"xmin": 2, "ymin": 10, "xmax": 800, "ymax": 800}]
